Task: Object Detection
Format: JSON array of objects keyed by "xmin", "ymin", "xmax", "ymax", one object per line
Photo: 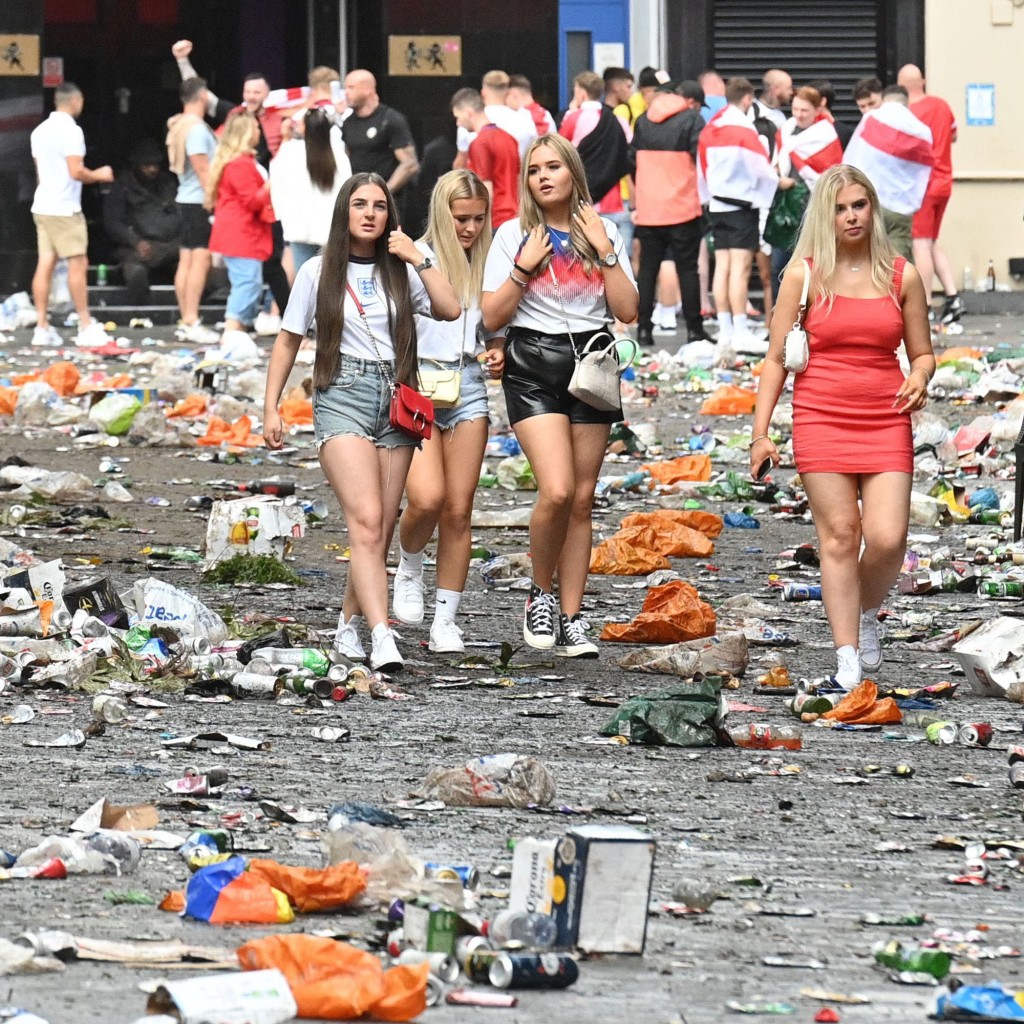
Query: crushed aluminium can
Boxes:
[{"xmin": 957, "ymin": 722, "xmax": 993, "ymax": 747}]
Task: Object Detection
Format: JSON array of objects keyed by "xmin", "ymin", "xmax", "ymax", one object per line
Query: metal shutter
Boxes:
[{"xmin": 713, "ymin": 0, "xmax": 881, "ymax": 122}]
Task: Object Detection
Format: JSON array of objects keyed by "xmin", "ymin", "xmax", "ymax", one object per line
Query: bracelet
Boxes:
[
  {"xmin": 513, "ymin": 262, "xmax": 535, "ymax": 277},
  {"xmin": 749, "ymin": 434, "xmax": 771, "ymax": 447},
  {"xmin": 509, "ymin": 270, "xmax": 529, "ymax": 289}
]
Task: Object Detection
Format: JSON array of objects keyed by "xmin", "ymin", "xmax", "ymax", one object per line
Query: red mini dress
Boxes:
[{"xmin": 792, "ymin": 257, "xmax": 912, "ymax": 474}]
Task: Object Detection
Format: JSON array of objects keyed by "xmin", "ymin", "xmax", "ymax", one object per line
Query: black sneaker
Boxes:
[
  {"xmin": 555, "ymin": 612, "xmax": 599, "ymax": 658},
  {"xmin": 939, "ymin": 294, "xmax": 964, "ymax": 325},
  {"xmin": 523, "ymin": 586, "xmax": 557, "ymax": 649},
  {"xmin": 686, "ymin": 328, "xmax": 714, "ymax": 343},
  {"xmin": 637, "ymin": 326, "xmax": 654, "ymax": 347}
]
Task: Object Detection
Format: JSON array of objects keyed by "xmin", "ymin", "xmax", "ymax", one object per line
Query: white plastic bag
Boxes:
[{"xmin": 131, "ymin": 577, "xmax": 229, "ymax": 643}]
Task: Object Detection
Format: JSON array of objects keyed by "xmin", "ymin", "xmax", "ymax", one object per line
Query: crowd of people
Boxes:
[{"xmin": 26, "ymin": 46, "xmax": 955, "ymax": 683}]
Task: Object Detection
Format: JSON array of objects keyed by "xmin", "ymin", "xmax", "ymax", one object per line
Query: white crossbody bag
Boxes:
[{"xmin": 783, "ymin": 259, "xmax": 811, "ymax": 374}]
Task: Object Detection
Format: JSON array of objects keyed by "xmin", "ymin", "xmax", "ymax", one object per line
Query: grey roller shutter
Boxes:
[{"xmin": 712, "ymin": 0, "xmax": 882, "ymax": 122}]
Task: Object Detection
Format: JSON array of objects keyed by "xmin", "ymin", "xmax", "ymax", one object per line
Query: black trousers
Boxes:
[
  {"xmin": 636, "ymin": 219, "xmax": 703, "ymax": 333},
  {"xmin": 262, "ymin": 220, "xmax": 290, "ymax": 312},
  {"xmin": 116, "ymin": 241, "xmax": 179, "ymax": 306}
]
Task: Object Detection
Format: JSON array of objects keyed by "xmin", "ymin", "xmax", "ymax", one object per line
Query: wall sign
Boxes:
[
  {"xmin": 0, "ymin": 34, "xmax": 41, "ymax": 77},
  {"xmin": 42, "ymin": 56, "xmax": 64, "ymax": 88},
  {"xmin": 388, "ymin": 36, "xmax": 462, "ymax": 77},
  {"xmin": 965, "ymin": 83, "xmax": 995, "ymax": 126}
]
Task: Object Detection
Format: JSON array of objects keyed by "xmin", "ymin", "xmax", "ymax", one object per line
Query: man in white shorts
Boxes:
[{"xmin": 30, "ymin": 82, "xmax": 113, "ymax": 347}]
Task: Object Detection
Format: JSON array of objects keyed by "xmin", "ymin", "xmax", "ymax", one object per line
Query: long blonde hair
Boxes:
[
  {"xmin": 422, "ymin": 170, "xmax": 491, "ymax": 307},
  {"xmin": 518, "ymin": 133, "xmax": 598, "ymax": 274},
  {"xmin": 205, "ymin": 111, "xmax": 258, "ymax": 209},
  {"xmin": 788, "ymin": 164, "xmax": 898, "ymax": 309}
]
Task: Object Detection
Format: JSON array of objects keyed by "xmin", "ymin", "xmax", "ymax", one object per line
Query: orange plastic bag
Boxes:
[
  {"xmin": 207, "ymin": 871, "xmax": 295, "ymax": 925},
  {"xmin": 280, "ymin": 396, "xmax": 314, "ymax": 426},
  {"xmin": 621, "ymin": 509, "xmax": 724, "ymax": 539},
  {"xmin": 9, "ymin": 371, "xmax": 40, "ymax": 386},
  {"xmin": 937, "ymin": 346, "xmax": 983, "ymax": 364},
  {"xmin": 590, "ymin": 537, "xmax": 671, "ymax": 575},
  {"xmin": 601, "ymin": 580, "xmax": 716, "ymax": 643},
  {"xmin": 42, "ymin": 360, "xmax": 80, "ymax": 396},
  {"xmin": 699, "ymin": 384, "xmax": 758, "ymax": 415},
  {"xmin": 611, "ymin": 523, "xmax": 713, "ymax": 558},
  {"xmin": 166, "ymin": 392, "xmax": 209, "ymax": 419},
  {"xmin": 642, "ymin": 454, "xmax": 712, "ymax": 484},
  {"xmin": 247, "ymin": 859, "xmax": 366, "ymax": 913},
  {"xmin": 237, "ymin": 934, "xmax": 428, "ymax": 1022},
  {"xmin": 0, "ymin": 386, "xmax": 16, "ymax": 417},
  {"xmin": 159, "ymin": 890, "xmax": 185, "ymax": 912},
  {"xmin": 822, "ymin": 680, "xmax": 902, "ymax": 725},
  {"xmin": 196, "ymin": 414, "xmax": 264, "ymax": 447}
]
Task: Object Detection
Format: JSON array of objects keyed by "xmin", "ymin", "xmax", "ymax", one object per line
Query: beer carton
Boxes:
[
  {"xmin": 552, "ymin": 824, "xmax": 655, "ymax": 954},
  {"xmin": 509, "ymin": 837, "xmax": 557, "ymax": 915},
  {"xmin": 953, "ymin": 616, "xmax": 1024, "ymax": 697},
  {"xmin": 204, "ymin": 496, "xmax": 306, "ymax": 567},
  {"xmin": 146, "ymin": 968, "xmax": 296, "ymax": 1023}
]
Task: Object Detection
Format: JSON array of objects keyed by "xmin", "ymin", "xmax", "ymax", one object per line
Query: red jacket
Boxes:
[{"xmin": 209, "ymin": 156, "xmax": 273, "ymax": 260}]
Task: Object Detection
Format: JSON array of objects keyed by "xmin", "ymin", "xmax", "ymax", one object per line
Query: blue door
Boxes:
[{"xmin": 558, "ymin": 0, "xmax": 631, "ymax": 111}]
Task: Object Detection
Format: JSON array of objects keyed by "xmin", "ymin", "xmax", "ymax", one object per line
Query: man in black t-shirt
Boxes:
[{"xmin": 342, "ymin": 70, "xmax": 419, "ymax": 204}]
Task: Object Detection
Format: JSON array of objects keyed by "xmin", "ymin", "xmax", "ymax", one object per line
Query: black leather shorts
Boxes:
[{"xmin": 503, "ymin": 327, "xmax": 621, "ymax": 426}]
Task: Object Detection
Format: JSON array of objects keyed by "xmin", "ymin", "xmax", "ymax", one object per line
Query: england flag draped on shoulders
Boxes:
[
  {"xmin": 697, "ymin": 105, "xmax": 778, "ymax": 212},
  {"xmin": 775, "ymin": 112, "xmax": 844, "ymax": 188},
  {"xmin": 844, "ymin": 104, "xmax": 934, "ymax": 215}
]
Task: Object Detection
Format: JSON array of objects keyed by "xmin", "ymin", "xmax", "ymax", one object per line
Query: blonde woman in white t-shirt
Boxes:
[
  {"xmin": 263, "ymin": 172, "xmax": 460, "ymax": 672},
  {"xmin": 392, "ymin": 171, "xmax": 505, "ymax": 654},
  {"xmin": 481, "ymin": 134, "xmax": 638, "ymax": 657}
]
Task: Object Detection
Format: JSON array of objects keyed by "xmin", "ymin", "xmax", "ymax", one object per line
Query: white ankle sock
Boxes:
[
  {"xmin": 398, "ymin": 545, "xmax": 424, "ymax": 575},
  {"xmin": 734, "ymin": 313, "xmax": 749, "ymax": 333},
  {"xmin": 434, "ymin": 589, "xmax": 462, "ymax": 624},
  {"xmin": 716, "ymin": 312, "xmax": 733, "ymax": 335}
]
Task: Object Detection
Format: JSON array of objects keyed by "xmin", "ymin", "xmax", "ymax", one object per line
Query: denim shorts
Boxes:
[
  {"xmin": 312, "ymin": 355, "xmax": 418, "ymax": 450},
  {"xmin": 426, "ymin": 358, "xmax": 490, "ymax": 431}
]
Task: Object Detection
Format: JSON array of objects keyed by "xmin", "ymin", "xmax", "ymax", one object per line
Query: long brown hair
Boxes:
[
  {"xmin": 518, "ymin": 133, "xmax": 598, "ymax": 274},
  {"xmin": 313, "ymin": 172, "xmax": 417, "ymax": 390},
  {"xmin": 303, "ymin": 108, "xmax": 337, "ymax": 192}
]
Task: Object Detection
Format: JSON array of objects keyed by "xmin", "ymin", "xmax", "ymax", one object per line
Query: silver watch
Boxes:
[
  {"xmin": 414, "ymin": 256, "xmax": 433, "ymax": 274},
  {"xmin": 600, "ymin": 250, "xmax": 618, "ymax": 268}
]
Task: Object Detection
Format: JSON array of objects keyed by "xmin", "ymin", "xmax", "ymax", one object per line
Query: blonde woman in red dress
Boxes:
[{"xmin": 750, "ymin": 165, "xmax": 934, "ymax": 689}]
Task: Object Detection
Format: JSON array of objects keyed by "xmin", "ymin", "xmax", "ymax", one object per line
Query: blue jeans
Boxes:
[
  {"xmin": 290, "ymin": 241, "xmax": 321, "ymax": 274},
  {"xmin": 223, "ymin": 256, "xmax": 264, "ymax": 325},
  {"xmin": 606, "ymin": 209, "xmax": 635, "ymax": 256}
]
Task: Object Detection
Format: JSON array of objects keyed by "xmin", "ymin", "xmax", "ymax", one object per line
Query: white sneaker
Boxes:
[
  {"xmin": 333, "ymin": 613, "xmax": 367, "ymax": 661},
  {"xmin": 73, "ymin": 319, "xmax": 109, "ymax": 347},
  {"xmin": 180, "ymin": 322, "xmax": 220, "ymax": 344},
  {"xmin": 653, "ymin": 313, "xmax": 677, "ymax": 335},
  {"xmin": 859, "ymin": 614, "xmax": 883, "ymax": 674},
  {"xmin": 370, "ymin": 624, "xmax": 404, "ymax": 672},
  {"xmin": 393, "ymin": 566, "xmax": 425, "ymax": 624},
  {"xmin": 429, "ymin": 619, "xmax": 465, "ymax": 654},
  {"xmin": 254, "ymin": 311, "xmax": 282, "ymax": 337},
  {"xmin": 835, "ymin": 646, "xmax": 862, "ymax": 691},
  {"xmin": 731, "ymin": 330, "xmax": 769, "ymax": 355},
  {"xmin": 31, "ymin": 325, "xmax": 63, "ymax": 347}
]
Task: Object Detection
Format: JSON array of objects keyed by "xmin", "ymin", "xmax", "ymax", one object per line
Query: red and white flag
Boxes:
[
  {"xmin": 263, "ymin": 86, "xmax": 311, "ymax": 111},
  {"xmin": 844, "ymin": 104, "xmax": 934, "ymax": 215},
  {"xmin": 697, "ymin": 105, "xmax": 778, "ymax": 211},
  {"xmin": 776, "ymin": 113, "xmax": 844, "ymax": 188}
]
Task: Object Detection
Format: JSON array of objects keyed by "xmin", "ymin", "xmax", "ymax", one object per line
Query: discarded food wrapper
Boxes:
[
  {"xmin": 933, "ymin": 981, "xmax": 1024, "ymax": 1021},
  {"xmin": 952, "ymin": 616, "xmax": 1024, "ymax": 697},
  {"xmin": 204, "ymin": 496, "xmax": 306, "ymax": 568},
  {"xmin": 145, "ymin": 968, "xmax": 296, "ymax": 1024},
  {"xmin": 616, "ymin": 631, "xmax": 749, "ymax": 679},
  {"xmin": 421, "ymin": 753, "xmax": 556, "ymax": 808}
]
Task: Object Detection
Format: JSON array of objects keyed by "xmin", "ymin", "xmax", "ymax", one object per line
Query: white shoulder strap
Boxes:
[{"xmin": 798, "ymin": 258, "xmax": 811, "ymax": 311}]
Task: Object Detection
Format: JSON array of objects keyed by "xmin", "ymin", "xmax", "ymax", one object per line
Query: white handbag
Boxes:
[{"xmin": 783, "ymin": 258, "xmax": 811, "ymax": 373}]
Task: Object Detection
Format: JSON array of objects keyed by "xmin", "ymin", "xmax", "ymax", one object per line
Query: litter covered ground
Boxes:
[{"xmin": 1, "ymin": 313, "xmax": 1023, "ymax": 1024}]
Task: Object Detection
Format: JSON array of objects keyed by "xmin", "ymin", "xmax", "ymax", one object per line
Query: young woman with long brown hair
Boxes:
[{"xmin": 263, "ymin": 172, "xmax": 460, "ymax": 671}]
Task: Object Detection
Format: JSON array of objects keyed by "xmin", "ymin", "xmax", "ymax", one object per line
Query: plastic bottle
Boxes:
[
  {"xmin": 986, "ymin": 259, "xmax": 996, "ymax": 292},
  {"xmin": 488, "ymin": 909, "xmax": 558, "ymax": 949},
  {"xmin": 872, "ymin": 939, "xmax": 951, "ymax": 979},
  {"xmin": 260, "ymin": 647, "xmax": 331, "ymax": 676},
  {"xmin": 963, "ymin": 266, "xmax": 974, "ymax": 292},
  {"xmin": 82, "ymin": 831, "xmax": 141, "ymax": 875},
  {"xmin": 728, "ymin": 723, "xmax": 802, "ymax": 750}
]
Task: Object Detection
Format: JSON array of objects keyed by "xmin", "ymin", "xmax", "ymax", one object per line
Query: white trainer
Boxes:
[
  {"xmin": 73, "ymin": 319, "xmax": 109, "ymax": 347},
  {"xmin": 731, "ymin": 330, "xmax": 769, "ymax": 355},
  {"xmin": 254, "ymin": 311, "xmax": 282, "ymax": 337},
  {"xmin": 333, "ymin": 613, "xmax": 366, "ymax": 661},
  {"xmin": 393, "ymin": 566, "xmax": 425, "ymax": 624},
  {"xmin": 370, "ymin": 625, "xmax": 404, "ymax": 673},
  {"xmin": 835, "ymin": 646, "xmax": 862, "ymax": 690},
  {"xmin": 859, "ymin": 614, "xmax": 883, "ymax": 673},
  {"xmin": 429, "ymin": 619, "xmax": 465, "ymax": 654},
  {"xmin": 31, "ymin": 325, "xmax": 64, "ymax": 347}
]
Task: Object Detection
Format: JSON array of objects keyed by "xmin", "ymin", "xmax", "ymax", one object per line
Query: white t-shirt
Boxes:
[
  {"xmin": 413, "ymin": 241, "xmax": 495, "ymax": 361},
  {"xmin": 30, "ymin": 111, "xmax": 86, "ymax": 216},
  {"xmin": 282, "ymin": 254, "xmax": 432, "ymax": 362},
  {"xmin": 482, "ymin": 217, "xmax": 636, "ymax": 335},
  {"xmin": 270, "ymin": 135, "xmax": 352, "ymax": 246},
  {"xmin": 458, "ymin": 104, "xmax": 537, "ymax": 159}
]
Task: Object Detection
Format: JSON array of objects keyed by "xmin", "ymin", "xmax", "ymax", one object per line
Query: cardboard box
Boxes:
[
  {"xmin": 146, "ymin": 968, "xmax": 296, "ymax": 1024},
  {"xmin": 204, "ymin": 496, "xmax": 306, "ymax": 566},
  {"xmin": 62, "ymin": 575, "xmax": 122, "ymax": 618},
  {"xmin": 509, "ymin": 837, "xmax": 557, "ymax": 915},
  {"xmin": 552, "ymin": 825, "xmax": 655, "ymax": 954},
  {"xmin": 952, "ymin": 616, "xmax": 1024, "ymax": 697},
  {"xmin": 5, "ymin": 560, "xmax": 66, "ymax": 611}
]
